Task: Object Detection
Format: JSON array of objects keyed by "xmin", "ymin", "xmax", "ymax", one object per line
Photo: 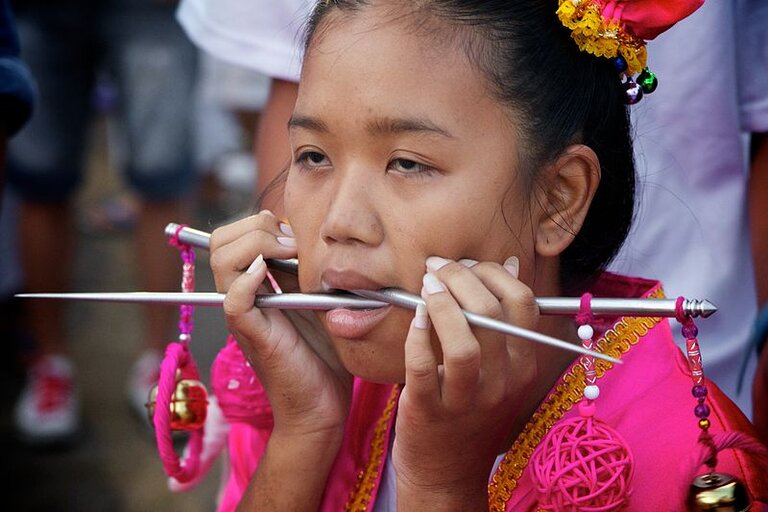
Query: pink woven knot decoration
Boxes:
[
  {"xmin": 211, "ymin": 335, "xmax": 274, "ymax": 428},
  {"xmin": 530, "ymin": 292, "xmax": 633, "ymax": 511},
  {"xmin": 530, "ymin": 411, "xmax": 634, "ymax": 511}
]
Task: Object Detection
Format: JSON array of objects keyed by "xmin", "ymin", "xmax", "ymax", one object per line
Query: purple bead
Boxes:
[
  {"xmin": 624, "ymin": 80, "xmax": 643, "ymax": 105},
  {"xmin": 692, "ymin": 385, "xmax": 708, "ymax": 398},
  {"xmin": 694, "ymin": 403, "xmax": 711, "ymax": 419},
  {"xmin": 682, "ymin": 323, "xmax": 699, "ymax": 339}
]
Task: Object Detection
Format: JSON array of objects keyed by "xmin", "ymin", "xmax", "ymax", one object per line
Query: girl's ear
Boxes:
[{"xmin": 534, "ymin": 144, "xmax": 601, "ymax": 257}]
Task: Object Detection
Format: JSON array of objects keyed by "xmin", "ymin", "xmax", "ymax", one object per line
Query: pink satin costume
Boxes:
[{"xmin": 211, "ymin": 273, "xmax": 768, "ymax": 511}]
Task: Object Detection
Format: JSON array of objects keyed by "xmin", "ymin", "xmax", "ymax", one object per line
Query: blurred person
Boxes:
[
  {"xmin": 7, "ymin": 0, "xmax": 198, "ymax": 444},
  {"xmin": 741, "ymin": 0, "xmax": 768, "ymax": 445},
  {"xmin": 0, "ymin": 0, "xmax": 34, "ymax": 407},
  {"xmin": 608, "ymin": 0, "xmax": 768, "ymax": 419},
  {"xmin": 0, "ymin": 0, "xmax": 34, "ymax": 203},
  {"xmin": 750, "ymin": 131, "xmax": 768, "ymax": 443},
  {"xmin": 177, "ymin": 0, "xmax": 314, "ymax": 213},
  {"xmin": 194, "ymin": 51, "xmax": 270, "ymax": 204}
]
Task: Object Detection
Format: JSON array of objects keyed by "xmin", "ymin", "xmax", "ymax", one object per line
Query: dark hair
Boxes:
[{"xmin": 305, "ymin": 0, "xmax": 635, "ymax": 292}]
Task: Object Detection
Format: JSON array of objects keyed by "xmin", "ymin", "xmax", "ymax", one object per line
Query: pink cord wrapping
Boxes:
[
  {"xmin": 154, "ymin": 342, "xmax": 204, "ymax": 482},
  {"xmin": 674, "ymin": 295, "xmax": 686, "ymax": 324},
  {"xmin": 575, "ymin": 293, "xmax": 594, "ymax": 326},
  {"xmin": 531, "ymin": 292, "xmax": 634, "ymax": 510}
]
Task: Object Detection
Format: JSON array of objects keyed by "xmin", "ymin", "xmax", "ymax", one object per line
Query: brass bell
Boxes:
[
  {"xmin": 146, "ymin": 379, "xmax": 209, "ymax": 431},
  {"xmin": 688, "ymin": 472, "xmax": 750, "ymax": 511}
]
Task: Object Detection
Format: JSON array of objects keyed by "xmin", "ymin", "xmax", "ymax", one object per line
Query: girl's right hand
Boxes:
[{"xmin": 210, "ymin": 212, "xmax": 353, "ymax": 440}]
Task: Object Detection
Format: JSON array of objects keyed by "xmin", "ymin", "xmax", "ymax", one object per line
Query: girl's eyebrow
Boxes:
[
  {"xmin": 366, "ymin": 116, "xmax": 455, "ymax": 138},
  {"xmin": 288, "ymin": 114, "xmax": 329, "ymax": 132},
  {"xmin": 288, "ymin": 114, "xmax": 454, "ymax": 139}
]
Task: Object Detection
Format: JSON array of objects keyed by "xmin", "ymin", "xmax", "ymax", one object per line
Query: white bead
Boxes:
[
  {"xmin": 584, "ymin": 385, "xmax": 600, "ymax": 400},
  {"xmin": 578, "ymin": 325, "xmax": 594, "ymax": 340}
]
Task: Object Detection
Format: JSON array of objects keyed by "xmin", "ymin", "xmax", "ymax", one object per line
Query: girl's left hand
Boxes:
[{"xmin": 393, "ymin": 256, "xmax": 539, "ymax": 507}]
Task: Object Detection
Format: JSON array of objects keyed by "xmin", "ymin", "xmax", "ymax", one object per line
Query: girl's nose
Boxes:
[{"xmin": 319, "ymin": 171, "xmax": 384, "ymax": 247}]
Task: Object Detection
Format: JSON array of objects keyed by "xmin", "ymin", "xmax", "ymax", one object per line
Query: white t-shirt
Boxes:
[
  {"xmin": 176, "ymin": 0, "xmax": 314, "ymax": 82},
  {"xmin": 608, "ymin": 0, "xmax": 768, "ymax": 417}
]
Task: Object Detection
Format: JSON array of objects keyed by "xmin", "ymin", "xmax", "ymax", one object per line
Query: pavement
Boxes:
[{"xmin": 1, "ymin": 116, "xmax": 253, "ymax": 511}]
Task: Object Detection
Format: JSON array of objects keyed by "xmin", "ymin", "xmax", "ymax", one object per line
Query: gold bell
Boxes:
[
  {"xmin": 146, "ymin": 379, "xmax": 209, "ymax": 431},
  {"xmin": 688, "ymin": 472, "xmax": 750, "ymax": 511}
]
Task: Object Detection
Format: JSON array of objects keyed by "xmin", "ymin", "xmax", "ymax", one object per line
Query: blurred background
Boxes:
[{"xmin": 1, "ymin": 1, "xmax": 270, "ymax": 509}]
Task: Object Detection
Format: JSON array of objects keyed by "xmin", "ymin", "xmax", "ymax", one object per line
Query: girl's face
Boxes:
[{"xmin": 285, "ymin": 10, "xmax": 539, "ymax": 383}]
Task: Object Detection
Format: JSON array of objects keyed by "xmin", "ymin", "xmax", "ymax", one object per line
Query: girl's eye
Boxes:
[
  {"xmin": 389, "ymin": 158, "xmax": 435, "ymax": 175},
  {"xmin": 296, "ymin": 150, "xmax": 330, "ymax": 169}
]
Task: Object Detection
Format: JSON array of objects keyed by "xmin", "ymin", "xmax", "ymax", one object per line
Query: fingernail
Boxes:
[
  {"xmin": 503, "ymin": 256, "xmax": 519, "ymax": 278},
  {"xmin": 422, "ymin": 273, "xmax": 446, "ymax": 295},
  {"xmin": 279, "ymin": 222, "xmax": 294, "ymax": 237},
  {"xmin": 277, "ymin": 236, "xmax": 296, "ymax": 247},
  {"xmin": 246, "ymin": 254, "xmax": 265, "ymax": 274},
  {"xmin": 426, "ymin": 256, "xmax": 451, "ymax": 272},
  {"xmin": 258, "ymin": 209, "xmax": 273, "ymax": 216},
  {"xmin": 413, "ymin": 303, "xmax": 429, "ymax": 329},
  {"xmin": 458, "ymin": 258, "xmax": 478, "ymax": 268}
]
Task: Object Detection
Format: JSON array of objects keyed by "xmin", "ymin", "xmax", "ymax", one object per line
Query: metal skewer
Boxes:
[
  {"xmin": 16, "ymin": 291, "xmax": 621, "ymax": 364},
  {"xmin": 15, "ymin": 292, "xmax": 388, "ymax": 310},
  {"xmin": 166, "ymin": 223, "xmax": 717, "ymax": 319}
]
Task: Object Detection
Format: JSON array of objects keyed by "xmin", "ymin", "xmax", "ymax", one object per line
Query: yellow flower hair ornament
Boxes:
[{"xmin": 557, "ymin": 0, "xmax": 703, "ymax": 104}]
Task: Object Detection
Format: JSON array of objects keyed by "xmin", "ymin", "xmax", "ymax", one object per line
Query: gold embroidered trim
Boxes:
[
  {"xmin": 487, "ymin": 288, "xmax": 665, "ymax": 510},
  {"xmin": 557, "ymin": 0, "xmax": 648, "ymax": 74},
  {"xmin": 346, "ymin": 384, "xmax": 400, "ymax": 511}
]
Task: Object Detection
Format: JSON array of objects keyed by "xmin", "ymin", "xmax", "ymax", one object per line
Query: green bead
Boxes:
[{"xmin": 638, "ymin": 68, "xmax": 658, "ymax": 94}]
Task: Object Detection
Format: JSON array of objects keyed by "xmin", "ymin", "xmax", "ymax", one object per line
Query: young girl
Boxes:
[{"xmin": 207, "ymin": 0, "xmax": 767, "ymax": 509}]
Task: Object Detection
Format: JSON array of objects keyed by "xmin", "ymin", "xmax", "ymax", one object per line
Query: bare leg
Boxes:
[
  {"xmin": 19, "ymin": 200, "xmax": 75, "ymax": 357},
  {"xmin": 254, "ymin": 79, "xmax": 299, "ymax": 214},
  {"xmin": 135, "ymin": 198, "xmax": 190, "ymax": 352}
]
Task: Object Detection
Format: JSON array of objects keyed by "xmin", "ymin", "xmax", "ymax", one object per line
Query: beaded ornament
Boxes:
[
  {"xmin": 556, "ymin": 0, "xmax": 703, "ymax": 104},
  {"xmin": 675, "ymin": 297, "xmax": 768, "ymax": 509},
  {"xmin": 149, "ymin": 225, "xmax": 209, "ymax": 483},
  {"xmin": 530, "ymin": 293, "xmax": 634, "ymax": 511}
]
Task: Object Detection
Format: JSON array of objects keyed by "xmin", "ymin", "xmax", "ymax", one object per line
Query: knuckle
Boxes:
[
  {"xmin": 444, "ymin": 344, "xmax": 480, "ymax": 369},
  {"xmin": 407, "ymin": 358, "xmax": 435, "ymax": 380},
  {"xmin": 505, "ymin": 287, "xmax": 539, "ymax": 320},
  {"xmin": 209, "ymin": 249, "xmax": 226, "ymax": 274},
  {"xmin": 477, "ymin": 298, "xmax": 504, "ymax": 320},
  {"xmin": 222, "ymin": 293, "xmax": 242, "ymax": 319},
  {"xmin": 437, "ymin": 261, "xmax": 465, "ymax": 281},
  {"xmin": 425, "ymin": 295, "xmax": 452, "ymax": 315},
  {"xmin": 209, "ymin": 227, "xmax": 225, "ymax": 252}
]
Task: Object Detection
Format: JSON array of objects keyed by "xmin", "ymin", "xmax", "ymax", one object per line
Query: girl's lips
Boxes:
[
  {"xmin": 319, "ymin": 269, "xmax": 395, "ymax": 338},
  {"xmin": 325, "ymin": 305, "xmax": 393, "ymax": 340},
  {"xmin": 320, "ymin": 268, "xmax": 384, "ymax": 292}
]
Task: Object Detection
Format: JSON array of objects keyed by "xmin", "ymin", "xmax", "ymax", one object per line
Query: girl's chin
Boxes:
[{"xmin": 332, "ymin": 338, "xmax": 406, "ymax": 385}]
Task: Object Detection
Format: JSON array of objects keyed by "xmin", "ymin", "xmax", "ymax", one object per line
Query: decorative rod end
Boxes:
[{"xmin": 687, "ymin": 299, "xmax": 717, "ymax": 318}]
